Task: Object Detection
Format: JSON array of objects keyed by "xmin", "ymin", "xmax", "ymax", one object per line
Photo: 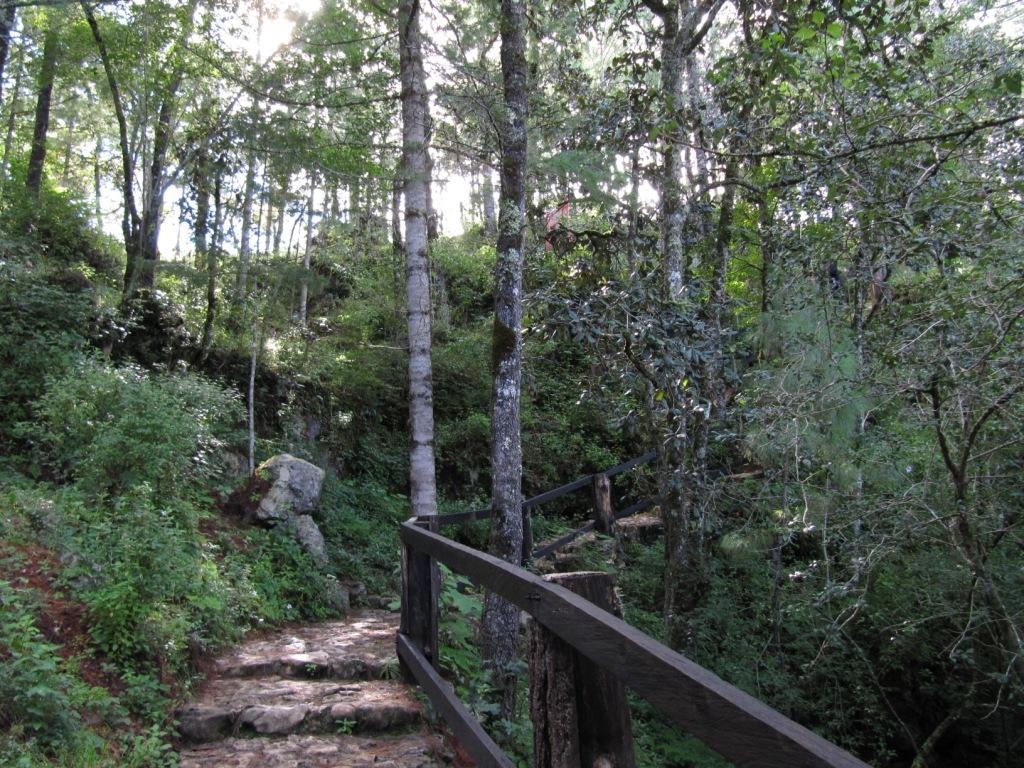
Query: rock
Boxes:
[
  {"xmin": 251, "ymin": 455, "xmax": 331, "ymax": 570},
  {"xmin": 178, "ymin": 706, "xmax": 233, "ymax": 742},
  {"xmin": 176, "ymin": 677, "xmax": 422, "ymax": 742},
  {"xmin": 239, "ymin": 704, "xmax": 309, "ymax": 735},
  {"xmin": 342, "ymin": 580, "xmax": 368, "ymax": 607},
  {"xmin": 289, "ymin": 515, "xmax": 329, "ymax": 568},
  {"xmin": 324, "ymin": 578, "xmax": 351, "ymax": 614},
  {"xmin": 255, "ymin": 454, "xmax": 325, "ymax": 524},
  {"xmin": 220, "ymin": 451, "xmax": 249, "ymax": 484},
  {"xmin": 213, "ymin": 610, "xmax": 396, "ymax": 681},
  {"xmin": 178, "ymin": 733, "xmax": 443, "ymax": 768}
]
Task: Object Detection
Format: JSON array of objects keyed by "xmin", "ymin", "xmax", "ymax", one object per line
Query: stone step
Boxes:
[
  {"xmin": 177, "ymin": 678, "xmax": 422, "ymax": 743},
  {"xmin": 178, "ymin": 732, "xmax": 442, "ymax": 768},
  {"xmin": 213, "ymin": 609, "xmax": 399, "ymax": 681}
]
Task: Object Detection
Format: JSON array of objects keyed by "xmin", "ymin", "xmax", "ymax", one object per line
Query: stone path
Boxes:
[{"xmin": 176, "ymin": 610, "xmax": 450, "ymax": 768}]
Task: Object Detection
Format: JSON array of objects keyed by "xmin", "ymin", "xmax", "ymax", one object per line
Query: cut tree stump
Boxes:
[{"xmin": 528, "ymin": 571, "xmax": 636, "ymax": 768}]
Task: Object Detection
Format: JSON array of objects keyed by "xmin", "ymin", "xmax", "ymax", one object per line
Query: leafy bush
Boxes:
[
  {"xmin": 0, "ymin": 263, "xmax": 94, "ymax": 435},
  {"xmin": 244, "ymin": 528, "xmax": 336, "ymax": 622},
  {"xmin": 0, "ymin": 581, "xmax": 79, "ymax": 749},
  {"xmin": 27, "ymin": 358, "xmax": 243, "ymax": 499},
  {"xmin": 317, "ymin": 476, "xmax": 408, "ymax": 595},
  {"xmin": 0, "ymin": 177, "xmax": 122, "ymax": 283}
]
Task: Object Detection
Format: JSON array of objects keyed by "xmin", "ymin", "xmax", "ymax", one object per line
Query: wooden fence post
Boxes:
[
  {"xmin": 591, "ymin": 473, "xmax": 614, "ymax": 534},
  {"xmin": 528, "ymin": 571, "xmax": 635, "ymax": 768},
  {"xmin": 399, "ymin": 516, "xmax": 439, "ymax": 682},
  {"xmin": 522, "ymin": 503, "xmax": 533, "ymax": 565}
]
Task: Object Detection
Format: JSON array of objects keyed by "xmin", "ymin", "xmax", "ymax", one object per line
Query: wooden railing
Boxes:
[
  {"xmin": 436, "ymin": 451, "xmax": 659, "ymax": 561},
  {"xmin": 398, "ymin": 516, "xmax": 871, "ymax": 768}
]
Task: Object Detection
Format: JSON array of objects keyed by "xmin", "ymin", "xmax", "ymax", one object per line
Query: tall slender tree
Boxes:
[
  {"xmin": 299, "ymin": 173, "xmax": 316, "ymax": 325},
  {"xmin": 479, "ymin": 0, "xmax": 528, "ymax": 720},
  {"xmin": 641, "ymin": 0, "xmax": 723, "ymax": 297},
  {"xmin": 235, "ymin": 149, "xmax": 258, "ymax": 299},
  {"xmin": 398, "ymin": 0, "xmax": 437, "ymax": 521},
  {"xmin": 0, "ymin": 1, "xmax": 17, "ymax": 103},
  {"xmin": 25, "ymin": 17, "xmax": 59, "ymax": 200}
]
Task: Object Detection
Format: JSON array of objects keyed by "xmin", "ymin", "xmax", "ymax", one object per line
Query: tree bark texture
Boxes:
[
  {"xmin": 399, "ymin": 0, "xmax": 438, "ymax": 521},
  {"xmin": 25, "ymin": 20, "xmax": 59, "ymax": 201},
  {"xmin": 273, "ymin": 176, "xmax": 286, "ymax": 254},
  {"xmin": 480, "ymin": 0, "xmax": 528, "ymax": 721},
  {"xmin": 93, "ymin": 136, "xmax": 102, "ymax": 230},
  {"xmin": 528, "ymin": 572, "xmax": 636, "ymax": 768},
  {"xmin": 648, "ymin": 1, "xmax": 724, "ymax": 297}
]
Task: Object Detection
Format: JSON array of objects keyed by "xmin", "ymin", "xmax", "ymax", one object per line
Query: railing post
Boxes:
[
  {"xmin": 522, "ymin": 501, "xmax": 533, "ymax": 565},
  {"xmin": 528, "ymin": 571, "xmax": 635, "ymax": 768},
  {"xmin": 591, "ymin": 472, "xmax": 615, "ymax": 534},
  {"xmin": 399, "ymin": 516, "xmax": 439, "ymax": 681}
]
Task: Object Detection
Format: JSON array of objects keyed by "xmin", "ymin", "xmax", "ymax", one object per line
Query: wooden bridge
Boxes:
[{"xmin": 397, "ymin": 455, "xmax": 871, "ymax": 768}]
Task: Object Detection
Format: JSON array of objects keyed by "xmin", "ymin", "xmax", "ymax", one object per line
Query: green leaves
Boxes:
[{"xmin": 995, "ymin": 70, "xmax": 1022, "ymax": 96}]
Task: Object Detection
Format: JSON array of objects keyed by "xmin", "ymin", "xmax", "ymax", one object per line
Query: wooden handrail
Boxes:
[
  {"xmin": 399, "ymin": 521, "xmax": 870, "ymax": 768},
  {"xmin": 436, "ymin": 450, "xmax": 658, "ymax": 526},
  {"xmin": 396, "ymin": 634, "xmax": 514, "ymax": 768}
]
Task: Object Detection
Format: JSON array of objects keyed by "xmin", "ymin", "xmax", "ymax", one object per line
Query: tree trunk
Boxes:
[
  {"xmin": 392, "ymin": 175, "xmax": 404, "ymax": 311},
  {"xmin": 651, "ymin": 2, "xmax": 723, "ymax": 296},
  {"xmin": 399, "ymin": 0, "xmax": 438, "ymax": 521},
  {"xmin": 0, "ymin": 2, "xmax": 16, "ymax": 103},
  {"xmin": 196, "ymin": 158, "xmax": 217, "ymax": 362},
  {"xmin": 136, "ymin": 72, "xmax": 183, "ymax": 288},
  {"xmin": 2, "ymin": 57, "xmax": 23, "ymax": 180},
  {"xmin": 81, "ymin": 2, "xmax": 142, "ymax": 297},
  {"xmin": 236, "ymin": 151, "xmax": 257, "ymax": 299},
  {"xmin": 658, "ymin": 10, "xmax": 685, "ymax": 298},
  {"xmin": 480, "ymin": 0, "xmax": 528, "ymax": 722},
  {"xmin": 426, "ymin": 160, "xmax": 439, "ymax": 241},
  {"xmin": 193, "ymin": 158, "xmax": 210, "ymax": 259},
  {"xmin": 25, "ymin": 21, "xmax": 59, "ymax": 201},
  {"xmin": 93, "ymin": 135, "xmax": 102, "ymax": 230},
  {"xmin": 264, "ymin": 179, "xmax": 276, "ymax": 253},
  {"xmin": 60, "ymin": 111, "xmax": 75, "ymax": 184},
  {"xmin": 627, "ymin": 143, "xmax": 641, "ymax": 272},
  {"xmin": 273, "ymin": 176, "xmax": 286, "ymax": 254},
  {"xmin": 758, "ymin": 189, "xmax": 775, "ymax": 315},
  {"xmin": 528, "ymin": 572, "xmax": 636, "ymax": 768},
  {"xmin": 247, "ymin": 303, "xmax": 260, "ymax": 477},
  {"xmin": 684, "ymin": 53, "xmax": 709, "ymax": 190},
  {"xmin": 299, "ymin": 175, "xmax": 316, "ymax": 326},
  {"xmin": 481, "ymin": 165, "xmax": 496, "ymax": 235}
]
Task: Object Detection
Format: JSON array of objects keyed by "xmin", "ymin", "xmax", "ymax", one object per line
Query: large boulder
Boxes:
[
  {"xmin": 254, "ymin": 454, "xmax": 325, "ymax": 524},
  {"xmin": 250, "ymin": 455, "xmax": 338, "ymax": 602}
]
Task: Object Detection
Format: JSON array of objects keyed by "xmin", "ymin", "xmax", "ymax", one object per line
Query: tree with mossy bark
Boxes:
[{"xmin": 480, "ymin": 0, "xmax": 528, "ymax": 722}]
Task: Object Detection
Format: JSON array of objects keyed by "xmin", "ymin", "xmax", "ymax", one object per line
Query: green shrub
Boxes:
[
  {"xmin": 0, "ymin": 581, "xmax": 79, "ymax": 750},
  {"xmin": 317, "ymin": 476, "xmax": 409, "ymax": 594},
  {"xmin": 0, "ymin": 263, "xmax": 94, "ymax": 435},
  {"xmin": 0, "ymin": 177, "xmax": 122, "ymax": 283},
  {"xmin": 244, "ymin": 528, "xmax": 335, "ymax": 622},
  {"xmin": 27, "ymin": 358, "xmax": 242, "ymax": 499}
]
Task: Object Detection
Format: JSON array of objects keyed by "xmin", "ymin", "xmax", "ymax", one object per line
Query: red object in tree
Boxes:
[{"xmin": 544, "ymin": 198, "xmax": 571, "ymax": 251}]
